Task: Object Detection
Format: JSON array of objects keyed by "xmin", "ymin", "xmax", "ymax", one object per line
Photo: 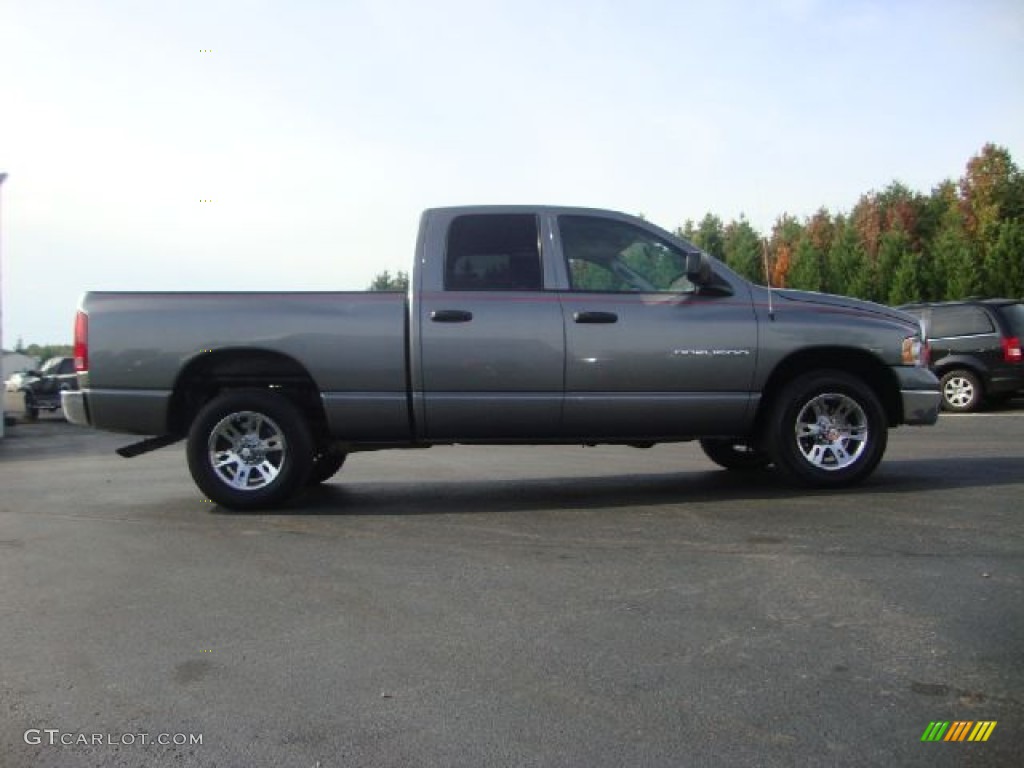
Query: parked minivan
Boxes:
[{"xmin": 899, "ymin": 299, "xmax": 1024, "ymax": 412}]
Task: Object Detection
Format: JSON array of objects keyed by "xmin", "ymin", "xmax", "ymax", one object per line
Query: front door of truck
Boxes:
[
  {"xmin": 554, "ymin": 214, "xmax": 758, "ymax": 438},
  {"xmin": 416, "ymin": 212, "xmax": 565, "ymax": 440}
]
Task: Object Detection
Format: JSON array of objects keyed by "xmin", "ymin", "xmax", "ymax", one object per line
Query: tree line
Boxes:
[
  {"xmin": 372, "ymin": 143, "xmax": 1022, "ymax": 305},
  {"xmin": 677, "ymin": 143, "xmax": 1023, "ymax": 305},
  {"xmin": 11, "ymin": 342, "xmax": 73, "ymax": 365}
]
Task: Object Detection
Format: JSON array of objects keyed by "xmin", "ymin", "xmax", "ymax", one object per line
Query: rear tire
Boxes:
[
  {"xmin": 939, "ymin": 369, "xmax": 982, "ymax": 412},
  {"xmin": 186, "ymin": 389, "xmax": 314, "ymax": 510},
  {"xmin": 307, "ymin": 450, "xmax": 347, "ymax": 485},
  {"xmin": 23, "ymin": 393, "xmax": 38, "ymax": 422},
  {"xmin": 699, "ymin": 438, "xmax": 771, "ymax": 471},
  {"xmin": 768, "ymin": 371, "xmax": 887, "ymax": 488}
]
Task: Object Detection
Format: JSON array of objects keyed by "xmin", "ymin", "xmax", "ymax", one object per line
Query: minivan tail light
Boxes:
[
  {"xmin": 74, "ymin": 310, "xmax": 89, "ymax": 371},
  {"xmin": 1003, "ymin": 336, "xmax": 1022, "ymax": 363}
]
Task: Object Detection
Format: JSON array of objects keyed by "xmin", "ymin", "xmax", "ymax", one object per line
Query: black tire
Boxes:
[
  {"xmin": 768, "ymin": 370, "xmax": 887, "ymax": 488},
  {"xmin": 186, "ymin": 389, "xmax": 314, "ymax": 510},
  {"xmin": 23, "ymin": 393, "xmax": 39, "ymax": 422},
  {"xmin": 939, "ymin": 369, "xmax": 983, "ymax": 413},
  {"xmin": 699, "ymin": 438, "xmax": 772, "ymax": 471},
  {"xmin": 307, "ymin": 450, "xmax": 347, "ymax": 485}
]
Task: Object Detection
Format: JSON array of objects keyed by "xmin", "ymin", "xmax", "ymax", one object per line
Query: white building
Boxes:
[
  {"xmin": 3, "ymin": 351, "xmax": 38, "ymax": 382},
  {"xmin": 1, "ymin": 173, "xmax": 8, "ymax": 436}
]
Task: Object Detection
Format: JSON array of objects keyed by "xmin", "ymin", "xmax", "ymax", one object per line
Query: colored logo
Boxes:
[{"xmin": 921, "ymin": 721, "xmax": 996, "ymax": 742}]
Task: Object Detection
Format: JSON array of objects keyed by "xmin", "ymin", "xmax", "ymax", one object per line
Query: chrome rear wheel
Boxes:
[{"xmin": 187, "ymin": 390, "xmax": 313, "ymax": 510}]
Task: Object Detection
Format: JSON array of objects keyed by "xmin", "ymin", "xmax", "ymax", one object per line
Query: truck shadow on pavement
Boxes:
[{"xmin": 228, "ymin": 455, "xmax": 1024, "ymax": 516}]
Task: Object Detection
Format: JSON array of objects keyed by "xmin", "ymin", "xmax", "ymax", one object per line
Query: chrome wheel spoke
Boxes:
[
  {"xmin": 794, "ymin": 392, "xmax": 869, "ymax": 471},
  {"xmin": 220, "ymin": 423, "xmax": 245, "ymax": 444},
  {"xmin": 214, "ymin": 451, "xmax": 238, "ymax": 468},
  {"xmin": 231, "ymin": 464, "xmax": 253, "ymax": 489},
  {"xmin": 807, "ymin": 444, "xmax": 829, "ymax": 466},
  {"xmin": 208, "ymin": 410, "xmax": 288, "ymax": 492},
  {"xmin": 256, "ymin": 461, "xmax": 279, "ymax": 483}
]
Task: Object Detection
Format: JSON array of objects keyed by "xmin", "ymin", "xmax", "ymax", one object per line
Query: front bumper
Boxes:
[
  {"xmin": 895, "ymin": 367, "xmax": 941, "ymax": 425},
  {"xmin": 61, "ymin": 389, "xmax": 91, "ymax": 427}
]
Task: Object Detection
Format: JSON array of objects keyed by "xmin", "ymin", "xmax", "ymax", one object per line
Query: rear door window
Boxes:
[
  {"xmin": 444, "ymin": 214, "xmax": 542, "ymax": 291},
  {"xmin": 929, "ymin": 306, "xmax": 994, "ymax": 338}
]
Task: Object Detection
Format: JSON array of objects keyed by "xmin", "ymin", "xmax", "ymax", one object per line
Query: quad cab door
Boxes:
[
  {"xmin": 414, "ymin": 210, "xmax": 565, "ymax": 440},
  {"xmin": 553, "ymin": 213, "xmax": 758, "ymax": 439}
]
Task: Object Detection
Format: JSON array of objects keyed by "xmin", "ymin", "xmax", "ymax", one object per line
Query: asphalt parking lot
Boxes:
[{"xmin": 1, "ymin": 408, "xmax": 1022, "ymax": 767}]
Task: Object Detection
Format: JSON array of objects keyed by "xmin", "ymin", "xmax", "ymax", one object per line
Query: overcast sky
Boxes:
[{"xmin": 1, "ymin": 0, "xmax": 1022, "ymax": 346}]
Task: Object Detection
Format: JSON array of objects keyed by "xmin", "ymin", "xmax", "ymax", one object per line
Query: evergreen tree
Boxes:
[
  {"xmin": 722, "ymin": 216, "xmax": 764, "ymax": 283},
  {"xmin": 788, "ymin": 235, "xmax": 826, "ymax": 292},
  {"xmin": 933, "ymin": 220, "xmax": 979, "ymax": 300},
  {"xmin": 983, "ymin": 218, "xmax": 1024, "ymax": 298},
  {"xmin": 826, "ymin": 218, "xmax": 870, "ymax": 299},
  {"xmin": 368, "ymin": 270, "xmax": 410, "ymax": 291},
  {"xmin": 888, "ymin": 250, "xmax": 922, "ymax": 306},
  {"xmin": 876, "ymin": 226, "xmax": 911, "ymax": 301},
  {"xmin": 692, "ymin": 213, "xmax": 726, "ymax": 261}
]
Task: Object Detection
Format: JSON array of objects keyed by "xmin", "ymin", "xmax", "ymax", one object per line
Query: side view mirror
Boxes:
[{"xmin": 685, "ymin": 252, "xmax": 713, "ymax": 286}]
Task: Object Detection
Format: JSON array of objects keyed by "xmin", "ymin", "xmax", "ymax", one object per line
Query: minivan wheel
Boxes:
[
  {"xmin": 939, "ymin": 369, "xmax": 982, "ymax": 413},
  {"xmin": 186, "ymin": 389, "xmax": 314, "ymax": 510},
  {"xmin": 769, "ymin": 371, "xmax": 887, "ymax": 488}
]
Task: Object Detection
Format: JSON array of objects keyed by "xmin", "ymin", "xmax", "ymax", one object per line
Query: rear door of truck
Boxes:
[{"xmin": 412, "ymin": 209, "xmax": 565, "ymax": 440}]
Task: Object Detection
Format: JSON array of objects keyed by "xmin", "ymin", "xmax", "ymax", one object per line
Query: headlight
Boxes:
[{"xmin": 902, "ymin": 335, "xmax": 930, "ymax": 367}]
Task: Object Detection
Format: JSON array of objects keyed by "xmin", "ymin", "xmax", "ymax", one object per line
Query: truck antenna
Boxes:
[{"xmin": 762, "ymin": 238, "xmax": 775, "ymax": 321}]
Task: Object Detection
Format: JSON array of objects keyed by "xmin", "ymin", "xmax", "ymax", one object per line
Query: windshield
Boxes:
[{"xmin": 40, "ymin": 358, "xmax": 63, "ymax": 374}]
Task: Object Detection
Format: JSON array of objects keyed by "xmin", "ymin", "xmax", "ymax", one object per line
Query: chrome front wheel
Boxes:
[
  {"xmin": 793, "ymin": 392, "xmax": 869, "ymax": 471},
  {"xmin": 770, "ymin": 371, "xmax": 887, "ymax": 487}
]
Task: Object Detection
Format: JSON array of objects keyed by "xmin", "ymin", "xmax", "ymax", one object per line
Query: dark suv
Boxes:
[{"xmin": 899, "ymin": 299, "xmax": 1024, "ymax": 412}]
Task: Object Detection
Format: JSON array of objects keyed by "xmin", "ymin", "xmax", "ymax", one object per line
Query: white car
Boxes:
[{"xmin": 5, "ymin": 371, "xmax": 34, "ymax": 392}]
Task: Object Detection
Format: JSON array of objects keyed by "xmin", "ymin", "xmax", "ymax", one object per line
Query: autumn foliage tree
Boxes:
[{"xmin": 678, "ymin": 143, "xmax": 1023, "ymax": 304}]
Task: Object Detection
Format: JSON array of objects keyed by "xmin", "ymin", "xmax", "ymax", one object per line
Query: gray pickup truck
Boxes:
[{"xmin": 63, "ymin": 206, "xmax": 940, "ymax": 509}]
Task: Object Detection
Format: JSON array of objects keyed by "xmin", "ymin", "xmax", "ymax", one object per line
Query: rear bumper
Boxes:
[
  {"xmin": 61, "ymin": 389, "xmax": 91, "ymax": 427},
  {"xmin": 61, "ymin": 388, "xmax": 170, "ymax": 434},
  {"xmin": 895, "ymin": 367, "xmax": 941, "ymax": 425}
]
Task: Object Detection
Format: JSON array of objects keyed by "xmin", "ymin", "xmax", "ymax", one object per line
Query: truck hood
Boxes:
[{"xmin": 773, "ymin": 288, "xmax": 920, "ymax": 330}]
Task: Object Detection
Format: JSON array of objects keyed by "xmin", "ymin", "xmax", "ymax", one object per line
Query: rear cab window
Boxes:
[{"xmin": 444, "ymin": 214, "xmax": 542, "ymax": 291}]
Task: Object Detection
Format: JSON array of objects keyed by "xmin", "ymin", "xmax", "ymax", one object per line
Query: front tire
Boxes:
[
  {"xmin": 186, "ymin": 389, "xmax": 314, "ymax": 510},
  {"xmin": 939, "ymin": 369, "xmax": 982, "ymax": 412},
  {"xmin": 768, "ymin": 371, "xmax": 887, "ymax": 488}
]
